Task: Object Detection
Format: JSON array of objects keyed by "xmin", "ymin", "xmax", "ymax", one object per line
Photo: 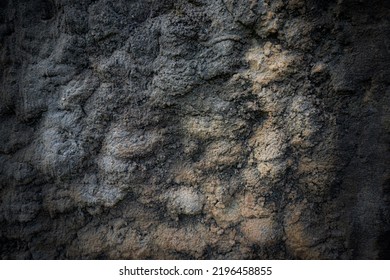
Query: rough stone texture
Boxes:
[{"xmin": 0, "ymin": 0, "xmax": 389, "ymax": 259}]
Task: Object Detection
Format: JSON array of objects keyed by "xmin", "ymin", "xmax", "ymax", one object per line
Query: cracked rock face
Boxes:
[{"xmin": 1, "ymin": 0, "xmax": 389, "ymax": 259}]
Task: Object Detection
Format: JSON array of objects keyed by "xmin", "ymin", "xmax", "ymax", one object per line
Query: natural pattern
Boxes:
[{"xmin": 0, "ymin": 0, "xmax": 389, "ymax": 259}]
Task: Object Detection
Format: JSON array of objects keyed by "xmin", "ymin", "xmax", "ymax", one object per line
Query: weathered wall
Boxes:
[{"xmin": 0, "ymin": 0, "xmax": 389, "ymax": 259}]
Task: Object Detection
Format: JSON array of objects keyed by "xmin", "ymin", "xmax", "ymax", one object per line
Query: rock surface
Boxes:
[{"xmin": 0, "ymin": 0, "xmax": 389, "ymax": 259}]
